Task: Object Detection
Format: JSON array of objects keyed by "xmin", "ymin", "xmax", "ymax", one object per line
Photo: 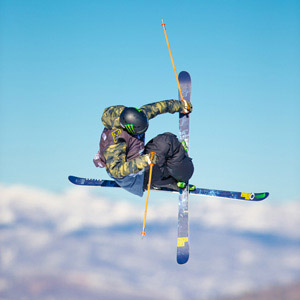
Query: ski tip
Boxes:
[
  {"xmin": 254, "ymin": 192, "xmax": 269, "ymax": 201},
  {"xmin": 68, "ymin": 175, "xmax": 74, "ymax": 182},
  {"xmin": 178, "ymin": 70, "xmax": 191, "ymax": 79},
  {"xmin": 255, "ymin": 192, "xmax": 270, "ymax": 201},
  {"xmin": 177, "ymin": 255, "xmax": 189, "ymax": 265},
  {"xmin": 68, "ymin": 175, "xmax": 83, "ymax": 185},
  {"xmin": 178, "ymin": 70, "xmax": 189, "ymax": 75}
]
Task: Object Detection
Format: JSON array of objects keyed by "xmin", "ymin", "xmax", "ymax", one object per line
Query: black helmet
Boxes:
[{"xmin": 120, "ymin": 107, "xmax": 149, "ymax": 135}]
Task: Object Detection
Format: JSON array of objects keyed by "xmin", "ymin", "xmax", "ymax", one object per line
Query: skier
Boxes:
[{"xmin": 93, "ymin": 99, "xmax": 194, "ymax": 197}]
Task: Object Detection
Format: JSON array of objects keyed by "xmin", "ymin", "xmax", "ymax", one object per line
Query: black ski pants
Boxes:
[{"xmin": 143, "ymin": 132, "xmax": 194, "ymax": 191}]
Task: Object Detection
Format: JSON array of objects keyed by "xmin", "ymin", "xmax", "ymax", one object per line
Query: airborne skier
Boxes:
[
  {"xmin": 67, "ymin": 19, "xmax": 270, "ymax": 267},
  {"xmin": 93, "ymin": 99, "xmax": 194, "ymax": 197}
]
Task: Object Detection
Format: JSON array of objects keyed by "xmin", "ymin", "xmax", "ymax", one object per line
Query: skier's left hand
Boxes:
[{"xmin": 181, "ymin": 99, "xmax": 193, "ymax": 114}]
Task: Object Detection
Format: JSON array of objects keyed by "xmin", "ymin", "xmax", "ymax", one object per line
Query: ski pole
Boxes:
[
  {"xmin": 141, "ymin": 152, "xmax": 155, "ymax": 237},
  {"xmin": 161, "ymin": 19, "xmax": 184, "ymax": 101}
]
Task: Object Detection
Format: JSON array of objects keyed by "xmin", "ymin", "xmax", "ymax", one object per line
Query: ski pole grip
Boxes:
[{"xmin": 150, "ymin": 152, "xmax": 156, "ymax": 166}]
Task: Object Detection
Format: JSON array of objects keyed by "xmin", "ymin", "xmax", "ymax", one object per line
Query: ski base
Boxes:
[
  {"xmin": 177, "ymin": 71, "xmax": 191, "ymax": 264},
  {"xmin": 68, "ymin": 176, "xmax": 269, "ymax": 201}
]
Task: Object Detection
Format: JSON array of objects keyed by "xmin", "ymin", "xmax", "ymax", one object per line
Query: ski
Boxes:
[
  {"xmin": 177, "ymin": 71, "xmax": 191, "ymax": 264},
  {"xmin": 68, "ymin": 176, "xmax": 269, "ymax": 201}
]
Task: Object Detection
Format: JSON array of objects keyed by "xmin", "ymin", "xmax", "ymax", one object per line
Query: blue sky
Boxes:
[
  {"xmin": 1, "ymin": 2, "xmax": 300, "ymax": 299},
  {"xmin": 1, "ymin": 0, "xmax": 299, "ymax": 203}
]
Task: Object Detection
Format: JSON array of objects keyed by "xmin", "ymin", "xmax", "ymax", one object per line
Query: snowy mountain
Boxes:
[
  {"xmin": 1, "ymin": 184, "xmax": 300, "ymax": 300},
  {"xmin": 223, "ymin": 281, "xmax": 300, "ymax": 300}
]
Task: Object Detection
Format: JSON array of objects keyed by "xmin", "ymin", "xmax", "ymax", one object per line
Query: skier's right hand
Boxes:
[
  {"xmin": 181, "ymin": 99, "xmax": 193, "ymax": 114},
  {"xmin": 145, "ymin": 152, "xmax": 158, "ymax": 166}
]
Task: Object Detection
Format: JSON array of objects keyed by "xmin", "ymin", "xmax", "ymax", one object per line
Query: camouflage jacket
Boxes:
[{"xmin": 94, "ymin": 99, "xmax": 185, "ymax": 179}]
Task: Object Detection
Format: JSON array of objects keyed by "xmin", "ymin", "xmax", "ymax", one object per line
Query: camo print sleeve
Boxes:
[
  {"xmin": 139, "ymin": 100, "xmax": 183, "ymax": 120},
  {"xmin": 104, "ymin": 142, "xmax": 149, "ymax": 178},
  {"xmin": 101, "ymin": 105, "xmax": 126, "ymax": 129}
]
